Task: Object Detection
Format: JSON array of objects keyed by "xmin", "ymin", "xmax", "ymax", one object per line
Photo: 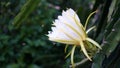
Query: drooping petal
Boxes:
[
  {"xmin": 80, "ymin": 41, "xmax": 92, "ymax": 61},
  {"xmin": 71, "ymin": 45, "xmax": 76, "ymax": 67},
  {"xmin": 64, "ymin": 44, "xmax": 69, "ymax": 53}
]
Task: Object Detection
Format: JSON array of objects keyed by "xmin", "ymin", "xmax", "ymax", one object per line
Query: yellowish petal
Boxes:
[
  {"xmin": 86, "ymin": 38, "xmax": 102, "ymax": 49},
  {"xmin": 80, "ymin": 41, "xmax": 92, "ymax": 61},
  {"xmin": 65, "ymin": 44, "xmax": 69, "ymax": 53},
  {"xmin": 86, "ymin": 26, "xmax": 96, "ymax": 34},
  {"xmin": 71, "ymin": 45, "xmax": 76, "ymax": 68},
  {"xmin": 65, "ymin": 49, "xmax": 72, "ymax": 59}
]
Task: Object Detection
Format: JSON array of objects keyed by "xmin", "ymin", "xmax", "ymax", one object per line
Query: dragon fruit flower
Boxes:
[{"xmin": 47, "ymin": 8, "xmax": 102, "ymax": 67}]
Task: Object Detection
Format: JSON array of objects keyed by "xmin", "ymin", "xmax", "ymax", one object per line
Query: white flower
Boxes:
[
  {"xmin": 48, "ymin": 9, "xmax": 85, "ymax": 44},
  {"xmin": 47, "ymin": 8, "xmax": 101, "ymax": 67}
]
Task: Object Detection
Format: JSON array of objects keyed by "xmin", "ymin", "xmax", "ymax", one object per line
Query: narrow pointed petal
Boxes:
[
  {"xmin": 86, "ymin": 26, "xmax": 96, "ymax": 34},
  {"xmin": 65, "ymin": 44, "xmax": 69, "ymax": 53},
  {"xmin": 80, "ymin": 41, "xmax": 92, "ymax": 61},
  {"xmin": 65, "ymin": 49, "xmax": 72, "ymax": 59},
  {"xmin": 86, "ymin": 38, "xmax": 102, "ymax": 49},
  {"xmin": 71, "ymin": 45, "xmax": 76, "ymax": 67}
]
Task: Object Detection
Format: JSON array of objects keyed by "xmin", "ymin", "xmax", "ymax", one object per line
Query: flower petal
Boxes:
[
  {"xmin": 80, "ymin": 41, "xmax": 92, "ymax": 61},
  {"xmin": 61, "ymin": 9, "xmax": 86, "ymax": 39},
  {"xmin": 48, "ymin": 27, "xmax": 78, "ymax": 44},
  {"xmin": 86, "ymin": 38, "xmax": 102, "ymax": 49},
  {"xmin": 48, "ymin": 8, "xmax": 87, "ymax": 44},
  {"xmin": 71, "ymin": 45, "xmax": 76, "ymax": 67},
  {"xmin": 54, "ymin": 19, "xmax": 81, "ymax": 40}
]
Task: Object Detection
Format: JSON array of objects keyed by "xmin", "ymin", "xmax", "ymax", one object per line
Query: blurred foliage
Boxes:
[
  {"xmin": 0, "ymin": 0, "xmax": 120, "ymax": 68},
  {"xmin": 0, "ymin": 0, "xmax": 64, "ymax": 68}
]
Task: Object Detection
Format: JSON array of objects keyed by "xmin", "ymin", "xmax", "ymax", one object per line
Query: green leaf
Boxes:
[
  {"xmin": 92, "ymin": 17, "xmax": 120, "ymax": 68},
  {"xmin": 13, "ymin": 0, "xmax": 41, "ymax": 28}
]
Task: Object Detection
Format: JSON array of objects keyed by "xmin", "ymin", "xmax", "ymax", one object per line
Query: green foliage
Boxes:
[
  {"xmin": 0, "ymin": 0, "xmax": 64, "ymax": 68},
  {"xmin": 92, "ymin": 0, "xmax": 120, "ymax": 67},
  {"xmin": 0, "ymin": 0, "xmax": 120, "ymax": 68},
  {"xmin": 13, "ymin": 0, "xmax": 41, "ymax": 28}
]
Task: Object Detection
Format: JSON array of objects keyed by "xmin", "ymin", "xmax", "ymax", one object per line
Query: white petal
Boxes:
[
  {"xmin": 65, "ymin": 8, "xmax": 80, "ymax": 23},
  {"xmin": 61, "ymin": 9, "xmax": 86, "ymax": 39},
  {"xmin": 48, "ymin": 8, "xmax": 87, "ymax": 44},
  {"xmin": 48, "ymin": 27, "xmax": 78, "ymax": 44},
  {"xmin": 54, "ymin": 19, "xmax": 81, "ymax": 41}
]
